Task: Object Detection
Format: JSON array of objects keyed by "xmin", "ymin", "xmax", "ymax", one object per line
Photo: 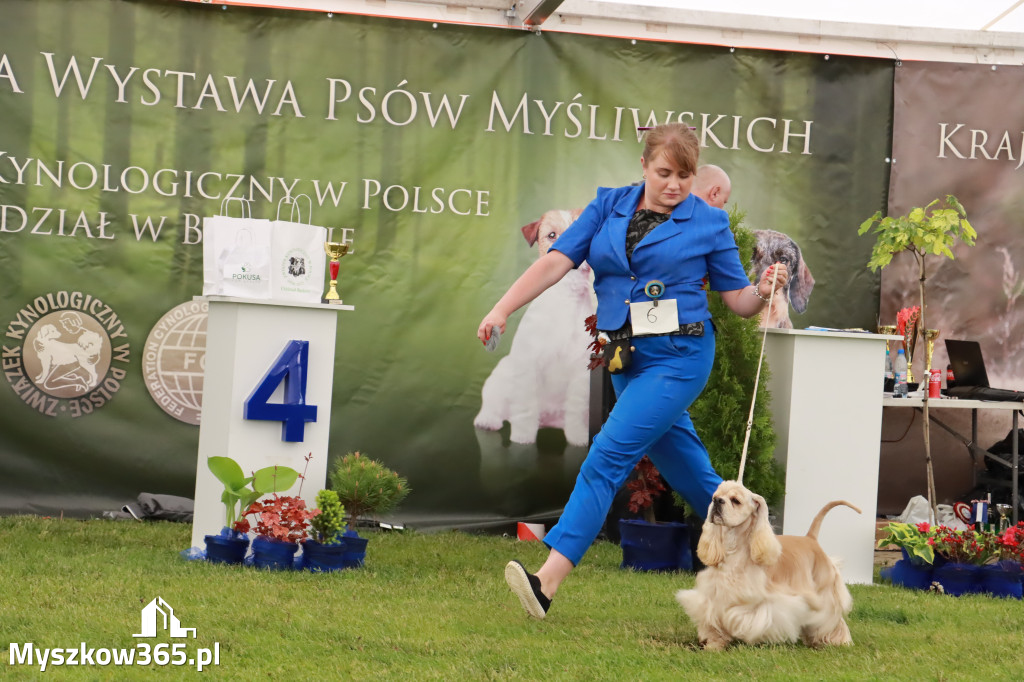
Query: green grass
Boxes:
[{"xmin": 1, "ymin": 517, "xmax": 1022, "ymax": 681}]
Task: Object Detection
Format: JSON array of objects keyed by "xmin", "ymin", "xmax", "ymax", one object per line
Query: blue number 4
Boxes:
[{"xmin": 244, "ymin": 340, "xmax": 318, "ymax": 442}]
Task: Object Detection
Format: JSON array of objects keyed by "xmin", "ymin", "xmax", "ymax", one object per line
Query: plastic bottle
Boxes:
[
  {"xmin": 884, "ymin": 349, "xmax": 893, "ymax": 383},
  {"xmin": 893, "ymin": 348, "xmax": 908, "ymax": 398}
]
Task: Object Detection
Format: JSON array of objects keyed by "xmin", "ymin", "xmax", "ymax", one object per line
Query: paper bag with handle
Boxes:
[
  {"xmin": 202, "ymin": 197, "xmax": 272, "ymax": 299},
  {"xmin": 269, "ymin": 194, "xmax": 328, "ymax": 303}
]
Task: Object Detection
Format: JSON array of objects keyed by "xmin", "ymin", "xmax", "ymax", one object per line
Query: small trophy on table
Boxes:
[
  {"xmin": 323, "ymin": 240, "xmax": 350, "ymax": 304},
  {"xmin": 877, "ymin": 325, "xmax": 897, "ymax": 353},
  {"xmin": 995, "ymin": 503, "xmax": 1012, "ymax": 533},
  {"xmin": 896, "ymin": 306, "xmax": 920, "ymax": 383},
  {"xmin": 922, "ymin": 328, "xmax": 940, "ymax": 371}
]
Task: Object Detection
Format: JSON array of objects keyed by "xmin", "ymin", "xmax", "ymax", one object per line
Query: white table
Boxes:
[
  {"xmin": 882, "ymin": 395, "xmax": 1020, "ymax": 523},
  {"xmin": 763, "ymin": 328, "xmax": 895, "ymax": 585}
]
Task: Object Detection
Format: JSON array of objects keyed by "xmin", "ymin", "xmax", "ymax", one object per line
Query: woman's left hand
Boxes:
[{"xmin": 758, "ymin": 263, "xmax": 789, "ymax": 298}]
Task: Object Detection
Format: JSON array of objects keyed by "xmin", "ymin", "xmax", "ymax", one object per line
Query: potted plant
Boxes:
[
  {"xmin": 930, "ymin": 525, "xmax": 991, "ymax": 596},
  {"xmin": 327, "ymin": 451, "xmax": 411, "ymax": 567},
  {"xmin": 877, "ymin": 520, "xmax": 938, "ymax": 590},
  {"xmin": 203, "ymin": 456, "xmax": 301, "ymax": 565},
  {"xmin": 617, "ymin": 456, "xmax": 692, "ymax": 572},
  {"xmin": 301, "ymin": 489, "xmax": 348, "ymax": 573},
  {"xmin": 236, "ymin": 493, "xmax": 317, "ymax": 570},
  {"xmin": 877, "ymin": 520, "xmax": 936, "ymax": 565},
  {"xmin": 859, "ymin": 196, "xmax": 976, "ymax": 523},
  {"xmin": 981, "ymin": 522, "xmax": 1024, "ymax": 598},
  {"xmin": 233, "ymin": 456, "xmax": 310, "ymax": 570}
]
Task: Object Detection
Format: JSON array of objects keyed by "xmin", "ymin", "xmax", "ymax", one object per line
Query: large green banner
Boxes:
[{"xmin": 0, "ymin": 0, "xmax": 892, "ymax": 526}]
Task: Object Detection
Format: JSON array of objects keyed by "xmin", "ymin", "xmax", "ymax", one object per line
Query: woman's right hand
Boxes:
[
  {"xmin": 477, "ymin": 311, "xmax": 507, "ymax": 345},
  {"xmin": 475, "ymin": 251, "xmax": 575, "ymax": 346}
]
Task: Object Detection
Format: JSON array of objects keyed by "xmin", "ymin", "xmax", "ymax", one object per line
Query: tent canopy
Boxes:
[
  {"xmin": 210, "ymin": 0, "xmax": 1024, "ymax": 63},
  {"xmin": 596, "ymin": 0, "xmax": 1024, "ymax": 32}
]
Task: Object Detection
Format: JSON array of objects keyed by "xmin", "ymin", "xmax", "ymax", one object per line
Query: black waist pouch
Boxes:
[{"xmin": 602, "ymin": 338, "xmax": 633, "ymax": 374}]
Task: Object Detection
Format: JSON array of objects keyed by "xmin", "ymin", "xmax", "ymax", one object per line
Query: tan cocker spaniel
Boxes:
[{"xmin": 676, "ymin": 480, "xmax": 860, "ymax": 650}]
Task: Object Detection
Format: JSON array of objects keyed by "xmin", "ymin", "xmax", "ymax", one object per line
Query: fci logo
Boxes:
[{"xmin": 133, "ymin": 597, "xmax": 196, "ymax": 639}]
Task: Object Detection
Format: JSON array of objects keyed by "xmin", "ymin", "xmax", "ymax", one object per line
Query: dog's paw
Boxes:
[
  {"xmin": 473, "ymin": 414, "xmax": 504, "ymax": 432},
  {"xmin": 563, "ymin": 424, "xmax": 589, "ymax": 447},
  {"xmin": 508, "ymin": 430, "xmax": 539, "ymax": 445},
  {"xmin": 701, "ymin": 638, "xmax": 729, "ymax": 652}
]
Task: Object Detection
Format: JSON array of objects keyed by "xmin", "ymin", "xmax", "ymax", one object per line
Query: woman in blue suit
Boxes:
[{"xmin": 477, "ymin": 123, "xmax": 788, "ymax": 620}]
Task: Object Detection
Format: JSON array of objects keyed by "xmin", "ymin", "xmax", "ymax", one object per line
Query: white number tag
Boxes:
[{"xmin": 630, "ymin": 299, "xmax": 679, "ymax": 336}]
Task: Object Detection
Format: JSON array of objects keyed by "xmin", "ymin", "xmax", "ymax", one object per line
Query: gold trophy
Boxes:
[
  {"xmin": 904, "ymin": 319, "xmax": 919, "ymax": 384},
  {"xmin": 922, "ymin": 329, "xmax": 940, "ymax": 372},
  {"xmin": 323, "ymin": 241, "xmax": 350, "ymax": 303},
  {"xmin": 996, "ymin": 503, "xmax": 1012, "ymax": 533},
  {"xmin": 877, "ymin": 325, "xmax": 897, "ymax": 353}
]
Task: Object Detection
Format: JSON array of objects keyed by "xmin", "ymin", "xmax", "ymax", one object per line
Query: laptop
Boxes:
[{"xmin": 944, "ymin": 339, "xmax": 1024, "ymax": 401}]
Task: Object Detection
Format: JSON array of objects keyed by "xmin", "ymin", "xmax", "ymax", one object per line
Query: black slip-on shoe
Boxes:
[{"xmin": 505, "ymin": 560, "xmax": 551, "ymax": 619}]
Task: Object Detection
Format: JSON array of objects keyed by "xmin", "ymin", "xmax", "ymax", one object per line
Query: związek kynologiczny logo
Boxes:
[
  {"xmin": 3, "ymin": 291, "xmax": 131, "ymax": 417},
  {"xmin": 8, "ymin": 597, "xmax": 220, "ymax": 672}
]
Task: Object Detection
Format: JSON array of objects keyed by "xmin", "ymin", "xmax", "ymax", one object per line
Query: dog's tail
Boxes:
[{"xmin": 805, "ymin": 500, "xmax": 861, "ymax": 540}]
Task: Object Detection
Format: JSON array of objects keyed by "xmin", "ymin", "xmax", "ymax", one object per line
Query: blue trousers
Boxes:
[{"xmin": 542, "ymin": 329, "xmax": 723, "ymax": 565}]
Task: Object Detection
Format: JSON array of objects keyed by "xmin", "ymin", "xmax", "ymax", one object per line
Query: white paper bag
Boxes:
[
  {"xmin": 269, "ymin": 195, "xmax": 327, "ymax": 303},
  {"xmin": 202, "ymin": 198, "xmax": 273, "ymax": 299}
]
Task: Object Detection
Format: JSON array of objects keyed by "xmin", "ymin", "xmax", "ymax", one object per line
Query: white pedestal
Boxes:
[
  {"xmin": 763, "ymin": 328, "xmax": 895, "ymax": 585},
  {"xmin": 190, "ymin": 296, "xmax": 354, "ymax": 549}
]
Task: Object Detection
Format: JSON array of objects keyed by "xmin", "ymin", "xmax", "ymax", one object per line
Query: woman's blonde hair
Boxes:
[{"xmin": 642, "ymin": 123, "xmax": 700, "ymax": 175}]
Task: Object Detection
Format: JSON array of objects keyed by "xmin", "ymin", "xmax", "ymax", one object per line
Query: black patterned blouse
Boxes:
[{"xmin": 624, "ymin": 208, "xmax": 671, "ymax": 261}]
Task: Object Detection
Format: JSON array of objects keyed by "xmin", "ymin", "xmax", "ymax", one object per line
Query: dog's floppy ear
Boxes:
[
  {"xmin": 788, "ymin": 243, "xmax": 815, "ymax": 313},
  {"xmin": 697, "ymin": 520, "xmax": 726, "ymax": 567},
  {"xmin": 749, "ymin": 231, "xmax": 767, "ymax": 280},
  {"xmin": 521, "ymin": 219, "xmax": 540, "ymax": 246},
  {"xmin": 748, "ymin": 493, "xmax": 781, "ymax": 566}
]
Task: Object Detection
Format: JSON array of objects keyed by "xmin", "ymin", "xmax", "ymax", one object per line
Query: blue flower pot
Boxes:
[
  {"xmin": 980, "ymin": 561, "xmax": 1023, "ymax": 599},
  {"xmin": 204, "ymin": 529, "xmax": 249, "ymax": 565},
  {"xmin": 302, "ymin": 538, "xmax": 348, "ymax": 573},
  {"xmin": 889, "ymin": 559, "xmax": 933, "ymax": 590},
  {"xmin": 251, "ymin": 536, "xmax": 299, "ymax": 570},
  {"xmin": 342, "ymin": 529, "xmax": 368, "ymax": 568},
  {"xmin": 618, "ymin": 519, "xmax": 690, "ymax": 572},
  {"xmin": 933, "ymin": 562, "xmax": 982, "ymax": 596}
]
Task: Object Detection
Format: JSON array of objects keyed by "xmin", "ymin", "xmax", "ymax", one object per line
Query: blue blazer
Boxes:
[{"xmin": 551, "ymin": 184, "xmax": 751, "ymax": 330}]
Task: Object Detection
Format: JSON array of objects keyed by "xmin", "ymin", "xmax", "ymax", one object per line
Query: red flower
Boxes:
[
  {"xmin": 930, "ymin": 525, "xmax": 992, "ymax": 565},
  {"xmin": 916, "ymin": 522, "xmax": 931, "ymax": 533}
]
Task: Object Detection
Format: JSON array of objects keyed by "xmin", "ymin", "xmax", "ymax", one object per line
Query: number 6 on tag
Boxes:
[{"xmin": 629, "ymin": 299, "xmax": 679, "ymax": 336}]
